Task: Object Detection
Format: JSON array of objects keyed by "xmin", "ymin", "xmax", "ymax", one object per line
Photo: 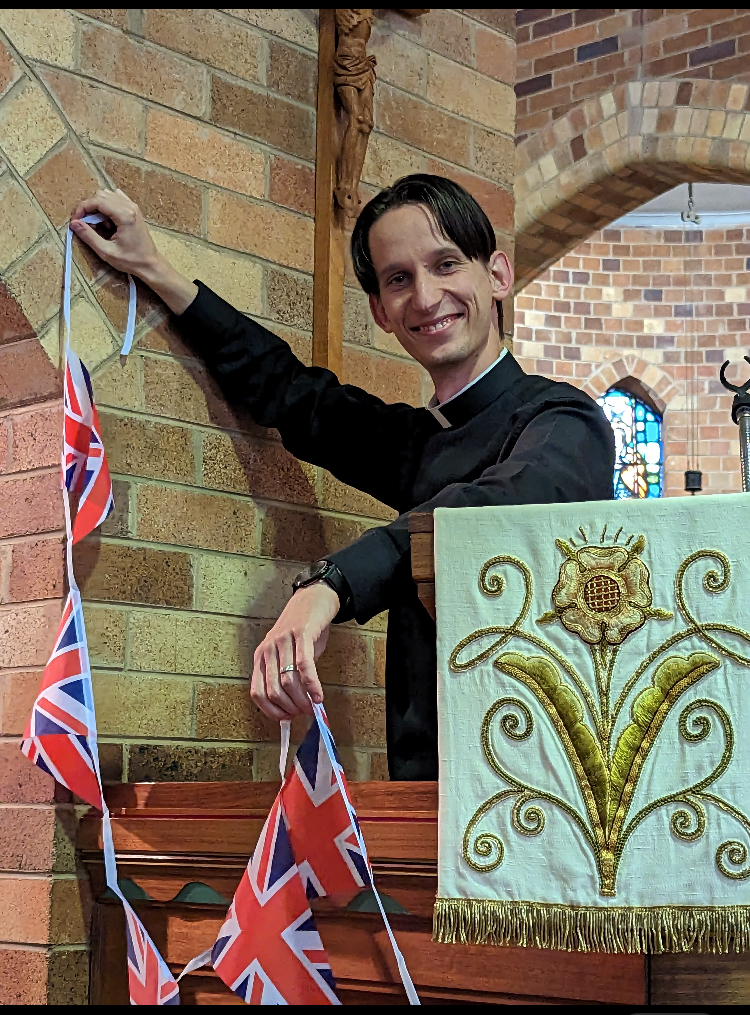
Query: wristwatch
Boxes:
[{"xmin": 291, "ymin": 559, "xmax": 353, "ymax": 621}]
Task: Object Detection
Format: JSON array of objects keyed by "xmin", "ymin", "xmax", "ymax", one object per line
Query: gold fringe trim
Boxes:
[{"xmin": 433, "ymin": 897, "xmax": 750, "ymax": 954}]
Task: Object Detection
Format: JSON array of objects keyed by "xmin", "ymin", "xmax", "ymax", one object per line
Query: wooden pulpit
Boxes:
[{"xmin": 78, "ymin": 517, "xmax": 750, "ymax": 1005}]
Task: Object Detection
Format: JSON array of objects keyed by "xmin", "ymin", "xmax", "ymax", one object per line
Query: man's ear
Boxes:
[
  {"xmin": 368, "ymin": 292, "xmax": 393, "ymax": 333},
  {"xmin": 488, "ymin": 250, "xmax": 513, "ymax": 302}
]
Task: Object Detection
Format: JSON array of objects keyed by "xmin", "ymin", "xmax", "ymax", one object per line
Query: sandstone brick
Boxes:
[
  {"xmin": 0, "ymin": 806, "xmax": 55, "ymax": 871},
  {"xmin": 0, "ymin": 9, "xmax": 76, "ymax": 68},
  {"xmin": 131, "ymin": 609, "xmax": 258, "ymax": 678},
  {"xmin": 141, "ymin": 354, "xmax": 215, "ymax": 427},
  {"xmin": 210, "ymin": 76, "xmax": 315, "ymax": 161},
  {"xmin": 0, "ymin": 945, "xmax": 49, "ymax": 1004},
  {"xmin": 80, "ymin": 23, "xmax": 207, "ymax": 115},
  {"xmin": 0, "ymin": 738, "xmax": 60, "ymax": 803},
  {"xmin": 92, "ymin": 672, "xmax": 193, "ymax": 737},
  {"xmin": 0, "ymin": 81, "xmax": 66, "ymax": 176},
  {"xmin": 202, "ymin": 431, "xmax": 316, "ymax": 505},
  {"xmin": 143, "ymin": 8, "xmax": 262, "ymax": 81},
  {"xmin": 0, "ymin": 472, "xmax": 63, "ymax": 539},
  {"xmin": 128, "ymin": 743, "xmax": 254, "ymax": 782},
  {"xmin": 41, "ymin": 69, "xmax": 145, "ymax": 154},
  {"xmin": 0, "ymin": 671, "xmax": 43, "ymax": 735},
  {"xmin": 99, "ymin": 478, "xmax": 130, "ymax": 537},
  {"xmin": 0, "ymin": 876, "xmax": 51, "ymax": 944},
  {"xmin": 0, "ymin": 37, "xmax": 21, "ymax": 100},
  {"xmin": 195, "ymin": 553, "xmax": 298, "ymax": 619},
  {"xmin": 151, "ymin": 229, "xmax": 263, "ymax": 315},
  {"xmin": 207, "ymin": 191, "xmax": 314, "ymax": 273},
  {"xmin": 8, "ymin": 404, "xmax": 62, "ymax": 472},
  {"xmin": 100, "ymin": 155, "xmax": 203, "ymax": 235},
  {"xmin": 268, "ymin": 156, "xmax": 315, "ymax": 217},
  {"xmin": 68, "ymin": 298, "xmax": 118, "ymax": 369},
  {"xmin": 362, "ymin": 134, "xmax": 428, "ymax": 189},
  {"xmin": 97, "ymin": 741, "xmax": 123, "ymax": 783},
  {"xmin": 369, "ymin": 750, "xmax": 390, "ymax": 780},
  {"xmin": 83, "ymin": 604, "xmax": 126, "ymax": 666},
  {"xmin": 48, "ymin": 877, "xmax": 90, "ymax": 945},
  {"xmin": 92, "ymin": 351, "xmax": 142, "ymax": 411},
  {"xmin": 342, "ymin": 347, "xmax": 425, "ymax": 407},
  {"xmin": 317, "ymin": 628, "xmax": 370, "ymax": 687},
  {"xmin": 375, "ymin": 83, "xmax": 472, "ymax": 167},
  {"xmin": 8, "ymin": 537, "xmax": 64, "ymax": 602},
  {"xmin": 145, "ymin": 108, "xmax": 264, "ymax": 198},
  {"xmin": 370, "ymin": 24, "xmax": 427, "ymax": 94},
  {"xmin": 27, "ymin": 143, "xmax": 100, "ymax": 228},
  {"xmin": 267, "ymin": 38, "xmax": 317, "ymax": 106},
  {"xmin": 127, "ymin": 610, "xmax": 178, "ymax": 673},
  {"xmin": 194, "ymin": 679, "xmax": 281, "ymax": 741},
  {"xmin": 260, "ymin": 505, "xmax": 367, "ymax": 562},
  {"xmin": 75, "ymin": 10, "xmax": 128, "ymax": 29},
  {"xmin": 427, "ymin": 54, "xmax": 515, "ymax": 136},
  {"xmin": 46, "ymin": 948, "xmax": 89, "ymax": 1006},
  {"xmin": 374, "ymin": 635, "xmax": 386, "ymax": 688},
  {"xmin": 10, "ymin": 251, "xmax": 69, "ymax": 355},
  {"xmin": 0, "ymin": 179, "xmax": 47, "ymax": 273},
  {"xmin": 318, "ymin": 470, "xmax": 395, "ymax": 521},
  {"xmin": 137, "ymin": 485, "xmax": 258, "ymax": 554},
  {"xmin": 99, "ymin": 412, "xmax": 195, "ymax": 483},
  {"xmin": 322, "ymin": 686, "xmax": 386, "ymax": 748},
  {"xmin": 471, "ymin": 127, "xmax": 516, "ymax": 184},
  {"xmin": 226, "ymin": 9, "xmax": 318, "ymax": 51},
  {"xmin": 74, "ymin": 540, "xmax": 193, "ymax": 608},
  {"xmin": 475, "ymin": 27, "xmax": 517, "ymax": 85},
  {"xmin": 265, "ymin": 267, "xmax": 313, "ymax": 331}
]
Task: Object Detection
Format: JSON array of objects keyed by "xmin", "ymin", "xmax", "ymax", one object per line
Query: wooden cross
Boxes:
[{"xmin": 313, "ymin": 9, "xmax": 428, "ymax": 375}]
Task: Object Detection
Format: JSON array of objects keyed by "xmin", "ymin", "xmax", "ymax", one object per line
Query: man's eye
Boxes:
[
  {"xmin": 388, "ymin": 274, "xmax": 406, "ymax": 286},
  {"xmin": 440, "ymin": 260, "xmax": 458, "ymax": 270}
]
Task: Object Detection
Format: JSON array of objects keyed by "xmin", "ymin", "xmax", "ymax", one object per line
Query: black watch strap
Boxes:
[{"xmin": 292, "ymin": 560, "xmax": 354, "ymax": 622}]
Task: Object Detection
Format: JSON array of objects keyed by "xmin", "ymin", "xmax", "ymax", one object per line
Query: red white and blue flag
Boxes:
[
  {"xmin": 20, "ymin": 590, "xmax": 102, "ymax": 810},
  {"xmin": 125, "ymin": 901, "xmax": 180, "ymax": 1005},
  {"xmin": 63, "ymin": 347, "xmax": 114, "ymax": 543},
  {"xmin": 212, "ymin": 793, "xmax": 339, "ymax": 1005}
]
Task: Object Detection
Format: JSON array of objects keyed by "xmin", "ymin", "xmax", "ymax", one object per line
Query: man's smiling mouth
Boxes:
[{"xmin": 410, "ymin": 313, "xmax": 463, "ymax": 335}]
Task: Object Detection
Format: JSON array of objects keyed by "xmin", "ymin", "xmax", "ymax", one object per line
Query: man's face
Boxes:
[{"xmin": 367, "ymin": 204, "xmax": 512, "ymax": 374}]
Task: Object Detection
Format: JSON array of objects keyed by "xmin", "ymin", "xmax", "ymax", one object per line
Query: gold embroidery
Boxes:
[{"xmin": 451, "ymin": 533, "xmax": 750, "ymax": 904}]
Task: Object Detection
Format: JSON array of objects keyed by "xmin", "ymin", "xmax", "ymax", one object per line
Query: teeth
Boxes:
[{"xmin": 418, "ymin": 316, "xmax": 455, "ymax": 334}]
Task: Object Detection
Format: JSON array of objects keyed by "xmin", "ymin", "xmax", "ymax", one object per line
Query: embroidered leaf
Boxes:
[
  {"xmin": 609, "ymin": 652, "xmax": 720, "ymax": 836},
  {"xmin": 495, "ymin": 652, "xmax": 608, "ymax": 837}
]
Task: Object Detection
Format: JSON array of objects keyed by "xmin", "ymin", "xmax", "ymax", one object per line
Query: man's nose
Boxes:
[{"xmin": 410, "ymin": 270, "xmax": 443, "ymax": 312}]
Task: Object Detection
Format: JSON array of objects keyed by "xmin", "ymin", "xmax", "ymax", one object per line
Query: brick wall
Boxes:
[
  {"xmin": 0, "ymin": 12, "xmax": 515, "ymax": 998},
  {"xmin": 514, "ymin": 224, "xmax": 750, "ymax": 496},
  {"xmin": 516, "ymin": 8, "xmax": 750, "ymax": 142}
]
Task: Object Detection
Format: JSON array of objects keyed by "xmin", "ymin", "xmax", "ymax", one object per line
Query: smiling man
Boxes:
[{"xmin": 72, "ymin": 174, "xmax": 614, "ymax": 780}]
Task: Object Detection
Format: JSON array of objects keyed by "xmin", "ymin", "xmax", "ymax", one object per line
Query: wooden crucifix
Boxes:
[{"xmin": 313, "ymin": 9, "xmax": 428, "ymax": 375}]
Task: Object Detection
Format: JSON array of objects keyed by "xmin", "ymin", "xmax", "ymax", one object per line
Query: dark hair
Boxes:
[{"xmin": 350, "ymin": 173, "xmax": 502, "ymax": 332}]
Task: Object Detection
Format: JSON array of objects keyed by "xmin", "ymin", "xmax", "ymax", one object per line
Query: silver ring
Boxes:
[{"xmin": 280, "ymin": 664, "xmax": 297, "ymax": 674}]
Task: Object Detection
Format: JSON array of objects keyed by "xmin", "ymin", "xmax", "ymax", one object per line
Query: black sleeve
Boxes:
[
  {"xmin": 327, "ymin": 396, "xmax": 615, "ymax": 623},
  {"xmin": 178, "ymin": 283, "xmax": 436, "ymax": 510}
]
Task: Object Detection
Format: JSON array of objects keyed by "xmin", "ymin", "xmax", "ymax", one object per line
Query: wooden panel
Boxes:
[
  {"xmin": 408, "ymin": 512, "xmax": 435, "ymax": 618},
  {"xmin": 651, "ymin": 951, "xmax": 750, "ymax": 1005}
]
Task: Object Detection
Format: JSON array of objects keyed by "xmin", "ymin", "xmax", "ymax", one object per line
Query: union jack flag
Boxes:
[
  {"xmin": 125, "ymin": 900, "xmax": 180, "ymax": 1005},
  {"xmin": 212, "ymin": 794, "xmax": 339, "ymax": 1005},
  {"xmin": 282, "ymin": 716, "xmax": 368, "ymax": 901},
  {"xmin": 64, "ymin": 347, "xmax": 114, "ymax": 543},
  {"xmin": 20, "ymin": 590, "xmax": 102, "ymax": 810}
]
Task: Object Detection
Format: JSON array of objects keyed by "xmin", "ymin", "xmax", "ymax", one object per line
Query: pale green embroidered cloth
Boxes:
[{"xmin": 434, "ymin": 495, "xmax": 750, "ymax": 953}]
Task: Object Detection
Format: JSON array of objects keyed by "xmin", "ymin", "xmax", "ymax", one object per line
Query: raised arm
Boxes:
[{"xmin": 71, "ymin": 191, "xmax": 434, "ymax": 510}]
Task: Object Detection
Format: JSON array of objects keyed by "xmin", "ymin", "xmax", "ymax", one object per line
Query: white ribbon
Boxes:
[
  {"xmin": 312, "ymin": 704, "xmax": 420, "ymax": 1005},
  {"xmin": 65, "ymin": 214, "xmax": 137, "ymax": 356}
]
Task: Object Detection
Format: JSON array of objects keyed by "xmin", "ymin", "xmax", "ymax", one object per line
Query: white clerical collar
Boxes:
[{"xmin": 427, "ymin": 348, "xmax": 508, "ymax": 429}]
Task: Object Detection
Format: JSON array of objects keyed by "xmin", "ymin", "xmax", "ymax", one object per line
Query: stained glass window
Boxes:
[{"xmin": 596, "ymin": 387, "xmax": 663, "ymax": 499}]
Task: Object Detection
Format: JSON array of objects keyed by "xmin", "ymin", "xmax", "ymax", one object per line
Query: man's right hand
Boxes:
[{"xmin": 71, "ymin": 189, "xmax": 198, "ymax": 315}]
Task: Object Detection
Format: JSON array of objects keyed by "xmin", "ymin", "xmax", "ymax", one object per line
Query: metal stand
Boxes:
[{"xmin": 719, "ymin": 356, "xmax": 750, "ymax": 493}]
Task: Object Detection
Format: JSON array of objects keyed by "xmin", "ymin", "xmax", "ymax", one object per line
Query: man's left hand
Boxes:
[{"xmin": 250, "ymin": 584, "xmax": 340, "ymax": 719}]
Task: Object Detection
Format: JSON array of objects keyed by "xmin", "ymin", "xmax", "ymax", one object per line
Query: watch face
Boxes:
[{"xmin": 293, "ymin": 561, "xmax": 328, "ymax": 589}]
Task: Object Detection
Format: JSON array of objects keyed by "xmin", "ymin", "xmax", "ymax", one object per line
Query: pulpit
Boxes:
[{"xmin": 78, "ymin": 516, "xmax": 750, "ymax": 1005}]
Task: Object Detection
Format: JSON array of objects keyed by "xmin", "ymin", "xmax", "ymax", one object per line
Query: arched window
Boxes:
[{"xmin": 596, "ymin": 385, "xmax": 663, "ymax": 499}]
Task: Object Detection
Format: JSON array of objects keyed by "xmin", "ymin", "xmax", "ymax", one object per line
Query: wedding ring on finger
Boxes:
[{"xmin": 280, "ymin": 664, "xmax": 297, "ymax": 674}]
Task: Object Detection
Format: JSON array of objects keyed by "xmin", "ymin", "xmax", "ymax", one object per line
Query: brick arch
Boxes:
[
  {"xmin": 582, "ymin": 356, "xmax": 679, "ymax": 417},
  {"xmin": 515, "ymin": 78, "xmax": 750, "ymax": 291}
]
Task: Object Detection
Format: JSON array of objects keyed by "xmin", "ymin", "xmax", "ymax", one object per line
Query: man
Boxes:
[{"xmin": 72, "ymin": 174, "xmax": 614, "ymax": 780}]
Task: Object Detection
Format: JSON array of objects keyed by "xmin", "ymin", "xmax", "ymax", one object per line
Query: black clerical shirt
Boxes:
[{"xmin": 179, "ymin": 284, "xmax": 615, "ymax": 780}]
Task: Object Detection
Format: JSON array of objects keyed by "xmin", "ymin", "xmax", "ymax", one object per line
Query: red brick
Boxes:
[
  {"xmin": 0, "ymin": 473, "xmax": 63, "ymax": 539},
  {"xmin": 0, "ymin": 740, "xmax": 63, "ymax": 804},
  {"xmin": 342, "ymin": 347, "xmax": 425, "ymax": 407},
  {"xmin": 26, "ymin": 144, "xmax": 100, "ymax": 229},
  {"xmin": 0, "ymin": 671, "xmax": 45, "ymax": 735},
  {"xmin": 260, "ymin": 506, "xmax": 368, "ymax": 562},
  {"xmin": 101, "ymin": 154, "xmax": 203, "ymax": 234},
  {"xmin": 0, "ymin": 340, "xmax": 62, "ymax": 411},
  {"xmin": 8, "ymin": 404, "xmax": 62, "ymax": 472},
  {"xmin": 0, "ymin": 806, "xmax": 55, "ymax": 871},
  {"xmin": 210, "ymin": 76, "xmax": 315, "ymax": 161},
  {"xmin": 0, "ymin": 36, "xmax": 21, "ymax": 100},
  {"xmin": 475, "ymin": 27, "xmax": 516, "ymax": 85},
  {"xmin": 0, "ymin": 946, "xmax": 49, "ymax": 1005},
  {"xmin": 0, "ymin": 418, "xmax": 8, "ymax": 473},
  {"xmin": 267, "ymin": 38, "xmax": 317, "ymax": 106},
  {"xmin": 428, "ymin": 162, "xmax": 514, "ymax": 234},
  {"xmin": 268, "ymin": 157, "xmax": 315, "ymax": 218},
  {"xmin": 0, "ymin": 283, "xmax": 36, "ymax": 347},
  {"xmin": 9, "ymin": 538, "xmax": 65, "ymax": 602}
]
